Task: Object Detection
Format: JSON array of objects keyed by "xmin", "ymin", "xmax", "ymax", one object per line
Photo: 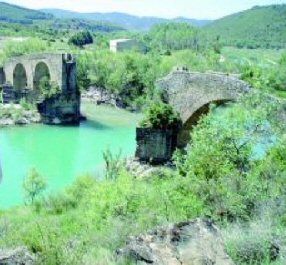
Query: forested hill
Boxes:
[
  {"xmin": 0, "ymin": 2, "xmax": 52, "ymax": 24},
  {"xmin": 204, "ymin": 4, "xmax": 286, "ymax": 49},
  {"xmin": 0, "ymin": 2, "xmax": 123, "ymax": 34},
  {"xmin": 41, "ymin": 9, "xmax": 211, "ymax": 31}
]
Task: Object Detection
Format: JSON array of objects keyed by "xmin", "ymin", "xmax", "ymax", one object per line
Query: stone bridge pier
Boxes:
[
  {"xmin": 157, "ymin": 69, "xmax": 251, "ymax": 148},
  {"xmin": 0, "ymin": 53, "xmax": 80, "ymax": 125}
]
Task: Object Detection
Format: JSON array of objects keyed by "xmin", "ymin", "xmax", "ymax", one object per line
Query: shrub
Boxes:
[
  {"xmin": 68, "ymin": 31, "xmax": 93, "ymax": 47},
  {"xmin": 139, "ymin": 101, "xmax": 182, "ymax": 130},
  {"xmin": 174, "ymin": 93, "xmax": 281, "ymax": 220},
  {"xmin": 23, "ymin": 168, "xmax": 47, "ymax": 204},
  {"xmin": 223, "ymin": 220, "xmax": 281, "ymax": 264},
  {"xmin": 3, "ymin": 38, "xmax": 48, "ymax": 58},
  {"xmin": 268, "ymin": 58, "xmax": 286, "ymax": 91},
  {"xmin": 19, "ymin": 98, "xmax": 34, "ymax": 110},
  {"xmin": 39, "ymin": 76, "xmax": 61, "ymax": 98},
  {"xmin": 102, "ymin": 149, "xmax": 123, "ymax": 181}
]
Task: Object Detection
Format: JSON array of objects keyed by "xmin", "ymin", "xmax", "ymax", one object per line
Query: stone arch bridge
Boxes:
[
  {"xmin": 157, "ymin": 69, "xmax": 251, "ymax": 147},
  {"xmin": 0, "ymin": 53, "xmax": 80, "ymax": 124}
]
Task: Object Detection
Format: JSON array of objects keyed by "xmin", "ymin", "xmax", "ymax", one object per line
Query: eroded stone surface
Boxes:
[
  {"xmin": 0, "ymin": 104, "xmax": 41, "ymax": 126},
  {"xmin": 135, "ymin": 128, "xmax": 178, "ymax": 164},
  {"xmin": 157, "ymin": 69, "xmax": 251, "ymax": 147},
  {"xmin": 0, "ymin": 247, "xmax": 35, "ymax": 265},
  {"xmin": 118, "ymin": 219, "xmax": 234, "ymax": 265}
]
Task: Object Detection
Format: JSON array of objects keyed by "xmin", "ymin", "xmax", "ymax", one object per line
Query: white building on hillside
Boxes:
[{"xmin": 110, "ymin": 39, "xmax": 146, "ymax": 53}]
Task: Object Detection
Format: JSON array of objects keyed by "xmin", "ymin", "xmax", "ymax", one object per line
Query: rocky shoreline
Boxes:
[
  {"xmin": 0, "ymin": 104, "xmax": 41, "ymax": 126},
  {"xmin": 81, "ymin": 86, "xmax": 125, "ymax": 108}
]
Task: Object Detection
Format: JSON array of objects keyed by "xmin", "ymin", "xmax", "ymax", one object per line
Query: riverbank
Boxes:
[
  {"xmin": 0, "ymin": 104, "xmax": 41, "ymax": 126},
  {"xmin": 81, "ymin": 87, "xmax": 125, "ymax": 108},
  {"xmin": 0, "ymin": 94, "xmax": 285, "ymax": 264},
  {"xmin": 0, "ymin": 103, "xmax": 141, "ymax": 208}
]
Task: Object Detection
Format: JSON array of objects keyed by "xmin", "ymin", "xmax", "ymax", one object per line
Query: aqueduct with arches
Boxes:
[
  {"xmin": 157, "ymin": 69, "xmax": 251, "ymax": 148},
  {"xmin": 0, "ymin": 53, "xmax": 80, "ymax": 124}
]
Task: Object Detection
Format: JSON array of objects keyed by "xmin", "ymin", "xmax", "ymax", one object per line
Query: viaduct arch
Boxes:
[
  {"xmin": 2, "ymin": 53, "xmax": 73, "ymax": 92},
  {"xmin": 156, "ymin": 69, "xmax": 251, "ymax": 147},
  {"xmin": 33, "ymin": 62, "xmax": 51, "ymax": 91},
  {"xmin": 13, "ymin": 63, "xmax": 27, "ymax": 90},
  {"xmin": 0, "ymin": 53, "xmax": 80, "ymax": 125}
]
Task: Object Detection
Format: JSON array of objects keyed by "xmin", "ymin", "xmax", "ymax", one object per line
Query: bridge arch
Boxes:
[
  {"xmin": 177, "ymin": 99, "xmax": 232, "ymax": 147},
  {"xmin": 33, "ymin": 62, "xmax": 51, "ymax": 91},
  {"xmin": 13, "ymin": 63, "xmax": 27, "ymax": 90},
  {"xmin": 157, "ymin": 70, "xmax": 251, "ymax": 148}
]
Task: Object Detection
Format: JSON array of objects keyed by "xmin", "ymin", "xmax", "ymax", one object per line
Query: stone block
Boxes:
[{"xmin": 135, "ymin": 127, "xmax": 177, "ymax": 164}]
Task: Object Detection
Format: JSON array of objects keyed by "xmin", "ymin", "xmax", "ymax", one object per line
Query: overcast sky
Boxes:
[{"xmin": 4, "ymin": 0, "xmax": 286, "ymax": 19}]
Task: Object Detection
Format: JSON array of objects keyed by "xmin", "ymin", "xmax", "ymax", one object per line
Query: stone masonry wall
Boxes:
[
  {"xmin": 157, "ymin": 70, "xmax": 251, "ymax": 124},
  {"xmin": 135, "ymin": 128, "xmax": 177, "ymax": 164},
  {"xmin": 3, "ymin": 53, "xmax": 80, "ymax": 125}
]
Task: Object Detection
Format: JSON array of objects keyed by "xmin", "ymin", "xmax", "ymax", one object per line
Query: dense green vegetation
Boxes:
[
  {"xmin": 147, "ymin": 23, "xmax": 200, "ymax": 52},
  {"xmin": 205, "ymin": 5, "xmax": 286, "ymax": 49},
  {"xmin": 1, "ymin": 33, "xmax": 285, "ymax": 109},
  {"xmin": 1, "ymin": 92, "xmax": 285, "ymax": 264},
  {"xmin": 68, "ymin": 30, "xmax": 93, "ymax": 47},
  {"xmin": 1, "ymin": 2, "xmax": 286, "ymax": 264},
  {"xmin": 140, "ymin": 101, "xmax": 182, "ymax": 129}
]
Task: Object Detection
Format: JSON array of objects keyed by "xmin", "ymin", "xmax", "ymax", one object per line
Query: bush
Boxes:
[
  {"xmin": 268, "ymin": 55, "xmax": 286, "ymax": 91},
  {"xmin": 23, "ymin": 168, "xmax": 47, "ymax": 204},
  {"xmin": 19, "ymin": 98, "xmax": 35, "ymax": 110},
  {"xmin": 223, "ymin": 220, "xmax": 281, "ymax": 264},
  {"xmin": 139, "ymin": 101, "xmax": 182, "ymax": 130},
  {"xmin": 3, "ymin": 38, "xmax": 48, "ymax": 58},
  {"xmin": 174, "ymin": 93, "xmax": 282, "ymax": 220},
  {"xmin": 39, "ymin": 76, "xmax": 61, "ymax": 98},
  {"xmin": 68, "ymin": 31, "xmax": 93, "ymax": 47},
  {"xmin": 102, "ymin": 149, "xmax": 123, "ymax": 181}
]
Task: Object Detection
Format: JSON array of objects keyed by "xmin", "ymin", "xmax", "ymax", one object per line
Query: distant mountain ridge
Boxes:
[
  {"xmin": 0, "ymin": 1, "xmax": 52, "ymax": 24},
  {"xmin": 1, "ymin": 1, "xmax": 286, "ymax": 49},
  {"xmin": 40, "ymin": 8, "xmax": 212, "ymax": 30},
  {"xmin": 0, "ymin": 2, "xmax": 123, "ymax": 33}
]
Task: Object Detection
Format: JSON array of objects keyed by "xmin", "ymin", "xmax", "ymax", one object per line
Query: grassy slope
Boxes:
[{"xmin": 204, "ymin": 5, "xmax": 286, "ymax": 48}]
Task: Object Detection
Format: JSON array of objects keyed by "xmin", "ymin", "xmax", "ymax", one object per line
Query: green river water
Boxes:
[{"xmin": 0, "ymin": 103, "xmax": 141, "ymax": 209}]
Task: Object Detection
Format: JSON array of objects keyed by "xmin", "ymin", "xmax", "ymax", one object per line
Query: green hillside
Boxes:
[
  {"xmin": 204, "ymin": 5, "xmax": 286, "ymax": 49},
  {"xmin": 0, "ymin": 2, "xmax": 52, "ymax": 24},
  {"xmin": 0, "ymin": 2, "xmax": 123, "ymax": 36}
]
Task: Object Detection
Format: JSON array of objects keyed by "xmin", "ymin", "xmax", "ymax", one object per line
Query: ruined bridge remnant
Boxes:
[
  {"xmin": 0, "ymin": 53, "xmax": 80, "ymax": 125},
  {"xmin": 135, "ymin": 69, "xmax": 251, "ymax": 164},
  {"xmin": 156, "ymin": 69, "xmax": 251, "ymax": 148}
]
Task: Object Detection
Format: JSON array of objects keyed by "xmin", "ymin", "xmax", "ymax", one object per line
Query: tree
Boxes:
[
  {"xmin": 77, "ymin": 53, "xmax": 91, "ymax": 91},
  {"xmin": 68, "ymin": 30, "xmax": 93, "ymax": 47},
  {"xmin": 148, "ymin": 23, "xmax": 200, "ymax": 52},
  {"xmin": 23, "ymin": 168, "xmax": 47, "ymax": 204}
]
